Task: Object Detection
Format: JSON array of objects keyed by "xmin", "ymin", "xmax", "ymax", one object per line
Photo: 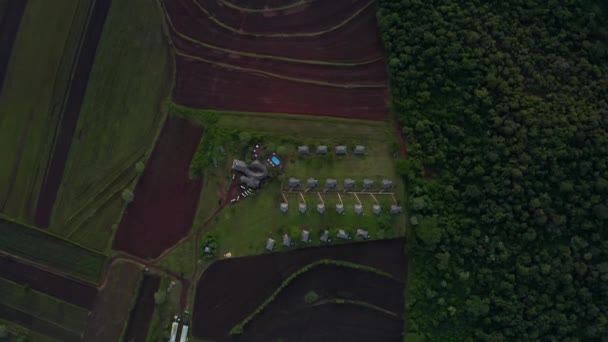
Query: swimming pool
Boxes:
[{"xmin": 271, "ymin": 156, "xmax": 281, "ymax": 165}]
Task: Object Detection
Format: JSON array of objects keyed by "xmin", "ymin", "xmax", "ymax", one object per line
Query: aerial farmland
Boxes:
[{"xmin": 2, "ymin": 0, "xmax": 604, "ymax": 341}]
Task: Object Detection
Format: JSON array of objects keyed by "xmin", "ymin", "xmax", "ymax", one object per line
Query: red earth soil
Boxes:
[
  {"xmin": 84, "ymin": 261, "xmax": 143, "ymax": 342},
  {"xmin": 192, "ymin": 238, "xmax": 406, "ymax": 341},
  {"xmin": 0, "ymin": 304, "xmax": 81, "ymax": 342},
  {"xmin": 238, "ymin": 303, "xmax": 403, "ymax": 342},
  {"xmin": 0, "ymin": 255, "xmax": 97, "ymax": 309},
  {"xmin": 122, "ymin": 274, "xmax": 161, "ymax": 342},
  {"xmin": 173, "ymin": 36, "xmax": 388, "ymax": 84},
  {"xmin": 164, "ymin": 0, "xmax": 385, "ymax": 62},
  {"xmin": 174, "ymin": 57, "xmax": 388, "ymax": 120},
  {"xmin": 0, "ymin": 0, "xmax": 28, "ymax": 92},
  {"xmin": 112, "ymin": 115, "xmax": 204, "ymax": 259},
  {"xmin": 34, "ymin": 0, "xmax": 113, "ymax": 228},
  {"xmin": 192, "ymin": 0, "xmax": 372, "ymax": 35}
]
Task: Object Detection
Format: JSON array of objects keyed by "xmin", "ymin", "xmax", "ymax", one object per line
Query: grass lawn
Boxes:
[
  {"xmin": 0, "ymin": 216, "xmax": 106, "ymax": 284},
  {"xmin": 49, "ymin": 0, "xmax": 173, "ymax": 251},
  {"xmin": 0, "ymin": 0, "xmax": 93, "ymax": 223},
  {"xmin": 0, "ymin": 277, "xmax": 89, "ymax": 335}
]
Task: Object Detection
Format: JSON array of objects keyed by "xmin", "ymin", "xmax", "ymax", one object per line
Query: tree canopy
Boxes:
[{"xmin": 379, "ymin": 0, "xmax": 608, "ymax": 340}]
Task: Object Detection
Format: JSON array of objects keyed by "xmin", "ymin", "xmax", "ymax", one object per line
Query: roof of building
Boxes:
[
  {"xmin": 336, "ymin": 203, "xmax": 345, "ymax": 214},
  {"xmin": 320, "ymin": 230, "xmax": 330, "ymax": 242},
  {"xmin": 316, "ymin": 145, "xmax": 328, "ymax": 154},
  {"xmin": 299, "ymin": 202, "xmax": 307, "ymax": 213},
  {"xmin": 335, "ymin": 146, "xmax": 347, "ymax": 154},
  {"xmin": 344, "ymin": 179, "xmax": 356, "ymax": 188},
  {"xmin": 373, "ymin": 204, "xmax": 381, "ymax": 214},
  {"xmin": 302, "ymin": 230, "xmax": 310, "ymax": 242},
  {"xmin": 298, "ymin": 145, "xmax": 309, "ymax": 153},
  {"xmin": 326, "ymin": 179, "xmax": 337, "ymax": 188},
  {"xmin": 354, "ymin": 204, "xmax": 363, "ymax": 214},
  {"xmin": 337, "ymin": 229, "xmax": 349, "ymax": 239},
  {"xmin": 382, "ymin": 179, "xmax": 393, "ymax": 189},
  {"xmin": 283, "ymin": 234, "xmax": 291, "ymax": 246},
  {"xmin": 356, "ymin": 229, "xmax": 369, "ymax": 238},
  {"xmin": 307, "ymin": 178, "xmax": 319, "ymax": 188},
  {"xmin": 363, "ymin": 179, "xmax": 374, "ymax": 188},
  {"xmin": 390, "ymin": 205, "xmax": 402, "ymax": 214},
  {"xmin": 289, "ymin": 177, "xmax": 300, "ymax": 187},
  {"xmin": 280, "ymin": 203, "xmax": 288, "ymax": 212},
  {"xmin": 266, "ymin": 238, "xmax": 275, "ymax": 251},
  {"xmin": 354, "ymin": 145, "xmax": 365, "ymax": 154},
  {"xmin": 240, "ymin": 175, "xmax": 260, "ymax": 189},
  {"xmin": 317, "ymin": 203, "xmax": 325, "ymax": 213}
]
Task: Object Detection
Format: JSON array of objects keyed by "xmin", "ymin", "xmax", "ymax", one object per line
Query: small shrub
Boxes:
[
  {"xmin": 122, "ymin": 189, "xmax": 134, "ymax": 203},
  {"xmin": 135, "ymin": 162, "xmax": 145, "ymax": 173},
  {"xmin": 304, "ymin": 291, "xmax": 319, "ymax": 304}
]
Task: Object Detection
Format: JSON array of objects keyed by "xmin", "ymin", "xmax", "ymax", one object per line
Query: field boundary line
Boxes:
[
  {"xmin": 312, "ymin": 298, "xmax": 400, "ymax": 318},
  {"xmin": 230, "ymin": 259, "xmax": 402, "ymax": 334},
  {"xmin": 160, "ymin": 2, "xmax": 382, "ymax": 67},
  {"xmin": 176, "ymin": 49, "xmax": 385, "ymax": 88},
  {"xmin": 219, "ymin": 0, "xmax": 315, "ymax": 13},
  {"xmin": 0, "ymin": 303, "xmax": 85, "ymax": 338},
  {"xmin": 191, "ymin": 0, "xmax": 374, "ymax": 38}
]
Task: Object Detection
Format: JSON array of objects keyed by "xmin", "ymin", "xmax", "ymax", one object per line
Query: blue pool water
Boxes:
[{"xmin": 271, "ymin": 156, "xmax": 281, "ymax": 165}]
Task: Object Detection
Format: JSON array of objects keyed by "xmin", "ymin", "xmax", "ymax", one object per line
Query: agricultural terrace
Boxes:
[
  {"xmin": 0, "ymin": 0, "xmax": 27, "ymax": 91},
  {"xmin": 177, "ymin": 107, "xmax": 405, "ymax": 258},
  {"xmin": 192, "ymin": 238, "xmax": 406, "ymax": 341},
  {"xmin": 0, "ymin": 0, "xmax": 96, "ymax": 224},
  {"xmin": 49, "ymin": 0, "xmax": 174, "ymax": 252},
  {"xmin": 162, "ymin": 0, "xmax": 389, "ymax": 120},
  {"xmin": 0, "ymin": 277, "xmax": 90, "ymax": 342},
  {"xmin": 0, "ymin": 217, "xmax": 106, "ymax": 284}
]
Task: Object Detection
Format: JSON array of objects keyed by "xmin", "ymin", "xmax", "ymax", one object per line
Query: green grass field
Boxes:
[
  {"xmin": 0, "ymin": 318, "xmax": 60, "ymax": 342},
  {"xmin": 49, "ymin": 0, "xmax": 173, "ymax": 251},
  {"xmin": 177, "ymin": 110, "xmax": 406, "ymax": 258},
  {"xmin": 0, "ymin": 278, "xmax": 89, "ymax": 335},
  {"xmin": 0, "ymin": 0, "xmax": 93, "ymax": 223},
  {"xmin": 0, "ymin": 217, "xmax": 106, "ymax": 283}
]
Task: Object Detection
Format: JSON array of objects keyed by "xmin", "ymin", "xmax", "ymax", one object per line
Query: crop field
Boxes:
[
  {"xmin": 162, "ymin": 0, "xmax": 389, "ymax": 120},
  {"xmin": 49, "ymin": 0, "xmax": 173, "ymax": 252},
  {"xmin": 34, "ymin": 0, "xmax": 113, "ymax": 228},
  {"xmin": 0, "ymin": 0, "xmax": 94, "ymax": 224},
  {"xmin": 191, "ymin": 238, "xmax": 406, "ymax": 341},
  {"xmin": 0, "ymin": 255, "xmax": 97, "ymax": 309},
  {"xmin": 122, "ymin": 274, "xmax": 161, "ymax": 342},
  {"xmin": 0, "ymin": 0, "xmax": 28, "ymax": 91},
  {"xmin": 112, "ymin": 115, "xmax": 204, "ymax": 259},
  {"xmin": 83, "ymin": 260, "xmax": 143, "ymax": 342},
  {"xmin": 0, "ymin": 217, "xmax": 107, "ymax": 283},
  {"xmin": 0, "ymin": 277, "xmax": 90, "ymax": 341}
]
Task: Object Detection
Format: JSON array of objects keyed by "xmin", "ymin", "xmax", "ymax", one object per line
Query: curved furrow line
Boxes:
[
  {"xmin": 175, "ymin": 49, "xmax": 386, "ymax": 89},
  {"xmin": 191, "ymin": 0, "xmax": 374, "ymax": 38},
  {"xmin": 219, "ymin": 0, "xmax": 316, "ymax": 13},
  {"xmin": 311, "ymin": 298, "xmax": 400, "ymax": 318},
  {"xmin": 161, "ymin": 3, "xmax": 383, "ymax": 66}
]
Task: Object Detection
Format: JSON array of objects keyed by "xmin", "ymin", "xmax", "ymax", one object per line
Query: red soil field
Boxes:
[
  {"xmin": 122, "ymin": 274, "xmax": 161, "ymax": 342},
  {"xmin": 112, "ymin": 115, "xmax": 204, "ymax": 259},
  {"xmin": 174, "ymin": 57, "xmax": 388, "ymax": 120},
  {"xmin": 0, "ymin": 304, "xmax": 81, "ymax": 342},
  {"xmin": 0, "ymin": 0, "xmax": 28, "ymax": 92},
  {"xmin": 0, "ymin": 255, "xmax": 97, "ymax": 309},
  {"xmin": 84, "ymin": 261, "xmax": 143, "ymax": 342},
  {"xmin": 192, "ymin": 238, "xmax": 407, "ymax": 341},
  {"xmin": 34, "ymin": 0, "xmax": 113, "ymax": 228},
  {"xmin": 165, "ymin": 0, "xmax": 384, "ymax": 62},
  {"xmin": 163, "ymin": 0, "xmax": 390, "ymax": 120}
]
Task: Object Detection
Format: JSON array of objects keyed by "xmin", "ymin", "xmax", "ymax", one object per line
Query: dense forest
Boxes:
[{"xmin": 377, "ymin": 0, "xmax": 608, "ymax": 340}]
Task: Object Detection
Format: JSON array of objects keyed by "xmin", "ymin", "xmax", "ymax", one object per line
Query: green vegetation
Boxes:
[
  {"xmin": 0, "ymin": 0, "xmax": 93, "ymax": 223},
  {"xmin": 231, "ymin": 259, "xmax": 396, "ymax": 334},
  {"xmin": 49, "ymin": 0, "xmax": 173, "ymax": 251},
  {"xmin": 146, "ymin": 276, "xmax": 182, "ymax": 342},
  {"xmin": 303, "ymin": 290, "xmax": 319, "ymax": 304},
  {"xmin": 0, "ymin": 319, "xmax": 58, "ymax": 342},
  {"xmin": 0, "ymin": 278, "xmax": 89, "ymax": 335},
  {"xmin": 0, "ymin": 217, "xmax": 106, "ymax": 283},
  {"xmin": 378, "ymin": 0, "xmax": 608, "ymax": 340}
]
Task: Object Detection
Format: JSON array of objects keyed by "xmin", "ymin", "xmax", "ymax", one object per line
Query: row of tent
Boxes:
[
  {"xmin": 280, "ymin": 202, "xmax": 402, "ymax": 215},
  {"xmin": 266, "ymin": 228, "xmax": 370, "ymax": 251},
  {"xmin": 288, "ymin": 177, "xmax": 393, "ymax": 190},
  {"xmin": 297, "ymin": 145, "xmax": 365, "ymax": 155}
]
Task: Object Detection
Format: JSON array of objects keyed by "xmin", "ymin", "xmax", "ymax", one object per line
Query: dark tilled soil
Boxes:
[
  {"xmin": 34, "ymin": 0, "xmax": 113, "ymax": 228},
  {"xmin": 112, "ymin": 115, "xmax": 204, "ymax": 259},
  {"xmin": 0, "ymin": 303, "xmax": 81, "ymax": 342},
  {"xmin": 192, "ymin": 238, "xmax": 406, "ymax": 341},
  {"xmin": 0, "ymin": 0, "xmax": 28, "ymax": 93},
  {"xmin": 122, "ymin": 274, "xmax": 161, "ymax": 342},
  {"xmin": 0, "ymin": 255, "xmax": 97, "ymax": 309}
]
